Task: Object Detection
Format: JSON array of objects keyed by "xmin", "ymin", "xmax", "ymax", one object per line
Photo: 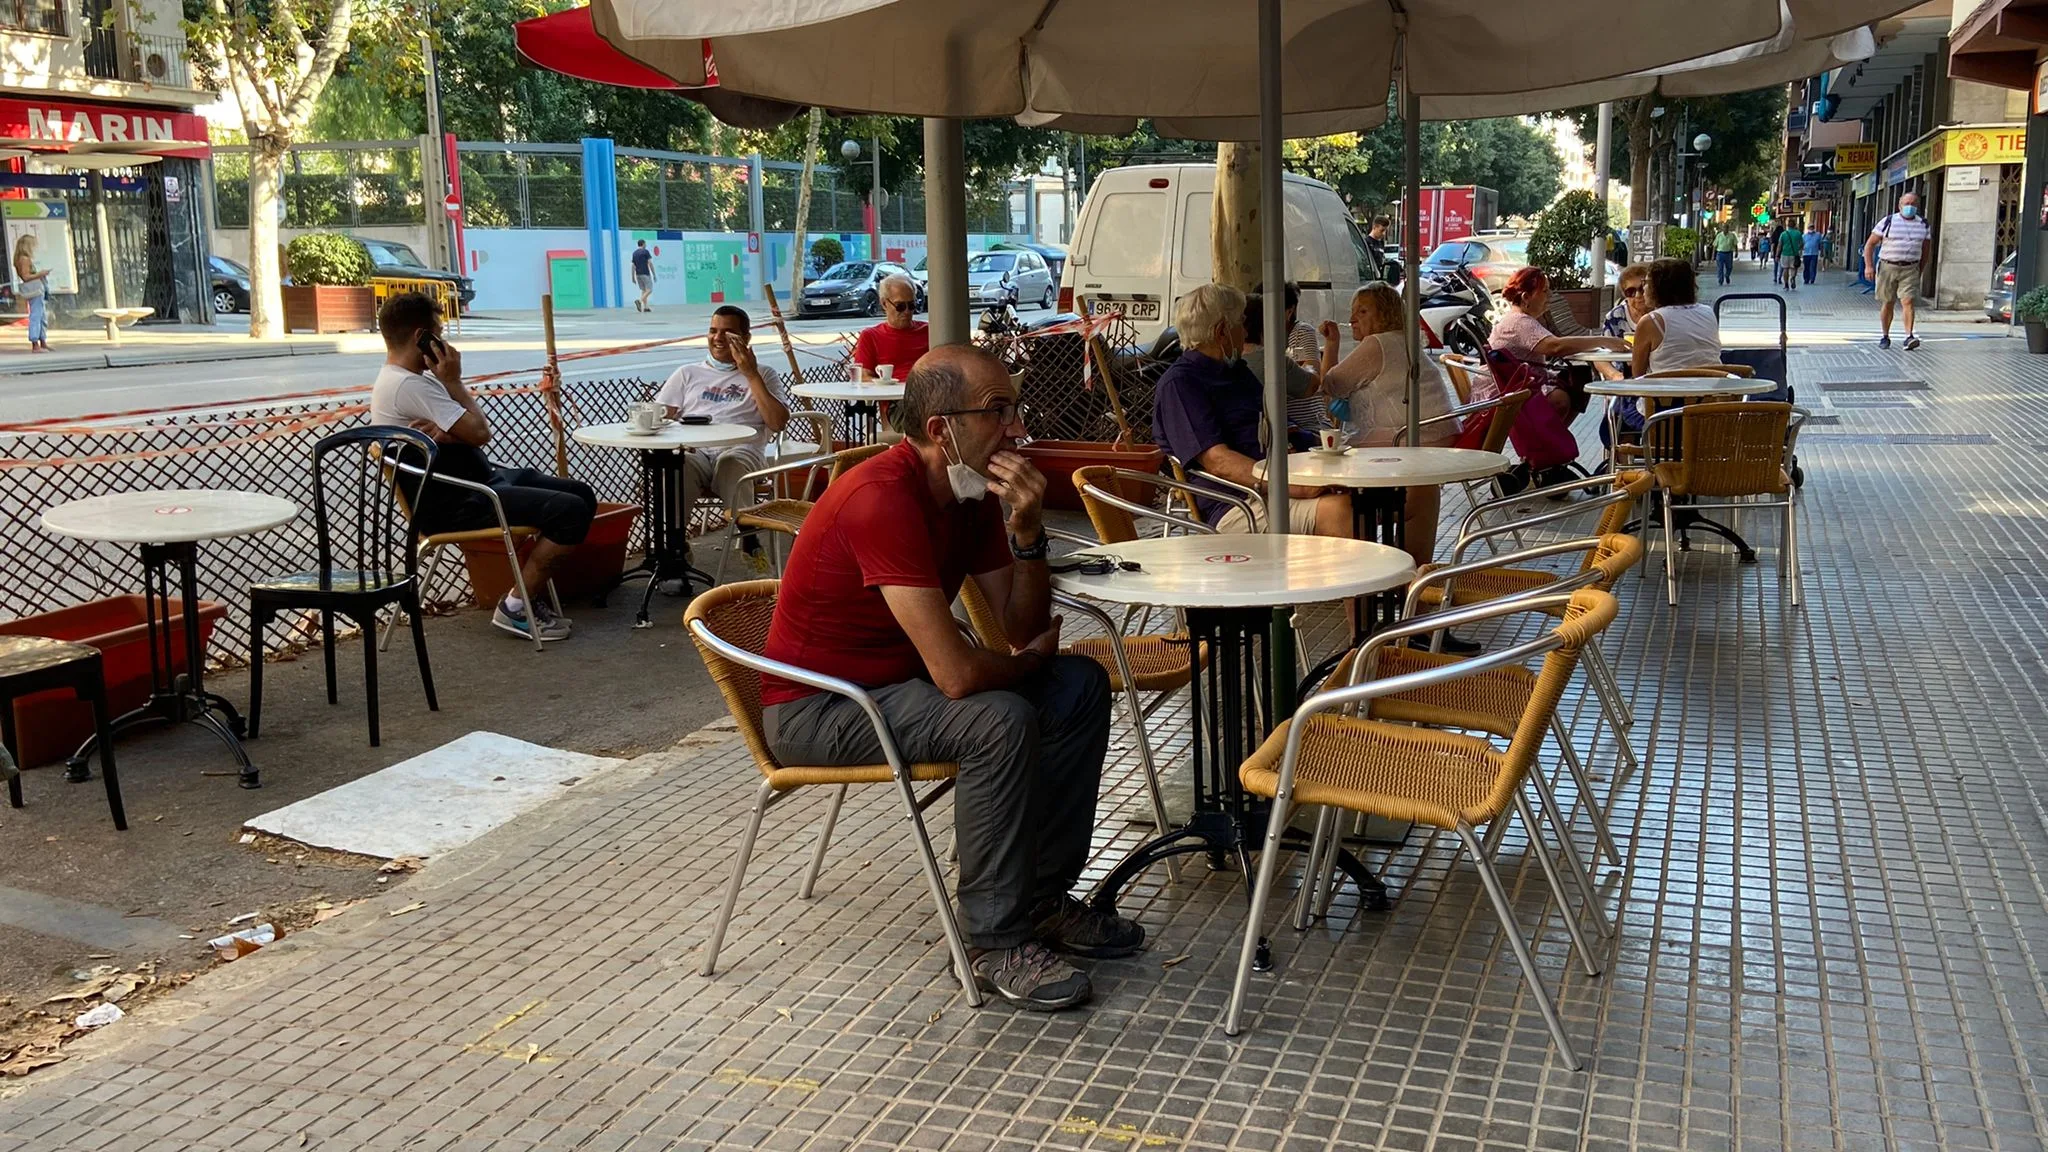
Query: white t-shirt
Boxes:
[
  {"xmin": 368, "ymin": 362, "xmax": 493, "ymax": 484},
  {"xmin": 654, "ymin": 360, "xmax": 772, "ymax": 442},
  {"xmin": 1644, "ymin": 303, "xmax": 1721, "ymax": 374}
]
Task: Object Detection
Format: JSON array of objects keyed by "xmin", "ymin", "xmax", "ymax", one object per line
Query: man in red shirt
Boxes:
[
  {"xmin": 851, "ymin": 273, "xmax": 928, "ymax": 381},
  {"xmin": 761, "ymin": 344, "xmax": 1135, "ymax": 1011}
]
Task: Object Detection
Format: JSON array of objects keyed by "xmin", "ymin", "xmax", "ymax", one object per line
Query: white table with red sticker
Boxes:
[
  {"xmin": 1053, "ymin": 531, "xmax": 1414, "ymax": 966},
  {"xmin": 40, "ymin": 489, "xmax": 299, "ymax": 788}
]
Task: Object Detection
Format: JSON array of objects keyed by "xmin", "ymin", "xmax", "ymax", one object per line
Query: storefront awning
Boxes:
[
  {"xmin": 0, "ymin": 97, "xmax": 208, "ymax": 159},
  {"xmin": 1951, "ymin": 0, "xmax": 2048, "ymax": 89},
  {"xmin": 1826, "ymin": 11, "xmax": 1951, "ymax": 122}
]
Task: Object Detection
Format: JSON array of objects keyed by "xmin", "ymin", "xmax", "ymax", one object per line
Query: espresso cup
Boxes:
[
  {"xmin": 632, "ymin": 404, "xmax": 662, "ymax": 431},
  {"xmin": 876, "ymin": 363, "xmax": 896, "ymax": 383},
  {"xmin": 1318, "ymin": 427, "xmax": 1343, "ymax": 452}
]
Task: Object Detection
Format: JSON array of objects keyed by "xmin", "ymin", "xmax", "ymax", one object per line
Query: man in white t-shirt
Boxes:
[
  {"xmin": 1863, "ymin": 192, "xmax": 1931, "ymax": 351},
  {"xmin": 368, "ymin": 292, "xmax": 594, "ymax": 643},
  {"xmin": 654, "ymin": 305, "xmax": 790, "ymax": 571}
]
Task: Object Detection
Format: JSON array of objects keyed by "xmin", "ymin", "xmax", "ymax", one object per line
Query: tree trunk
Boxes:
[
  {"xmin": 1212, "ymin": 142, "xmax": 1261, "ymax": 292},
  {"xmin": 247, "ymin": 139, "xmax": 288, "ymax": 339},
  {"xmin": 1626, "ymin": 99, "xmax": 1653, "ymax": 224},
  {"xmin": 789, "ymin": 107, "xmax": 822, "ymax": 301}
]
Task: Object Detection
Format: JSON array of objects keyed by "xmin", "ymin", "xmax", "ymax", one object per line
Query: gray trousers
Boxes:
[{"xmin": 763, "ymin": 654, "xmax": 1112, "ymax": 950}]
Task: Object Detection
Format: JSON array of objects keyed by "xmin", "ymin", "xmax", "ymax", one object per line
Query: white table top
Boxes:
[
  {"xmin": 1583, "ymin": 377, "xmax": 1779, "ymax": 399},
  {"xmin": 572, "ymin": 421, "xmax": 756, "ymax": 450},
  {"xmin": 1255, "ymin": 447, "xmax": 1509, "ymax": 488},
  {"xmin": 1562, "ymin": 349, "xmax": 1635, "ymax": 365},
  {"xmin": 1053, "ymin": 533, "xmax": 1415, "ymax": 609},
  {"xmin": 791, "ymin": 380, "xmax": 906, "ymax": 403},
  {"xmin": 42, "ymin": 489, "xmax": 298, "ymax": 545}
]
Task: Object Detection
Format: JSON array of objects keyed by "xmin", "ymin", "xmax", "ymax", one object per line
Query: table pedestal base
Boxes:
[
  {"xmin": 68, "ymin": 542, "xmax": 259, "ymax": 788},
  {"xmin": 619, "ymin": 450, "xmax": 716, "ymax": 626},
  {"xmin": 1087, "ymin": 606, "xmax": 1389, "ymax": 969}
]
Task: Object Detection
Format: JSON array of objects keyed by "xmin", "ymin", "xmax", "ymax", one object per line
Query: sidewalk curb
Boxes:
[{"xmin": 0, "ymin": 340, "xmax": 353, "ymax": 378}]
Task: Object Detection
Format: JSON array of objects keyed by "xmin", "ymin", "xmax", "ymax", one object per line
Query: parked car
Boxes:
[
  {"xmin": 991, "ymin": 240, "xmax": 1068, "ymax": 282},
  {"xmin": 210, "ymin": 255, "xmax": 250, "ymax": 314},
  {"xmin": 1421, "ymin": 234, "xmax": 1618, "ymax": 295},
  {"xmin": 356, "ymin": 238, "xmax": 474, "ymax": 308},
  {"xmin": 1059, "ymin": 163, "xmax": 1372, "ymax": 342},
  {"xmin": 796, "ymin": 260, "xmax": 913, "ymax": 317},
  {"xmin": 1988, "ymin": 252, "xmax": 2015, "ymax": 322},
  {"xmin": 969, "ymin": 248, "xmax": 1057, "ymax": 311}
]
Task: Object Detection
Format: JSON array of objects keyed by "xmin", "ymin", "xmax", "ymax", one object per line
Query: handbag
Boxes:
[{"xmin": 1481, "ymin": 348, "xmax": 1580, "ymax": 470}]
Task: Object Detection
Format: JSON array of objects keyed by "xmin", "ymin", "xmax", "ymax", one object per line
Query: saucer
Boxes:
[
  {"xmin": 624, "ymin": 423, "xmax": 666, "ymax": 436},
  {"xmin": 1309, "ymin": 445, "xmax": 1350, "ymax": 457}
]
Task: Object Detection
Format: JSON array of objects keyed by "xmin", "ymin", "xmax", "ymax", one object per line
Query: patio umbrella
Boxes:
[
  {"xmin": 512, "ymin": 7, "xmax": 807, "ymax": 128},
  {"xmin": 584, "ymin": 0, "xmax": 1923, "ymax": 527}
]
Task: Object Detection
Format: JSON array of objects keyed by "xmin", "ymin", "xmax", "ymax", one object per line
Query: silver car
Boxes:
[
  {"xmin": 968, "ymin": 249, "xmax": 1057, "ymax": 310},
  {"xmin": 1988, "ymin": 253, "xmax": 2015, "ymax": 322}
]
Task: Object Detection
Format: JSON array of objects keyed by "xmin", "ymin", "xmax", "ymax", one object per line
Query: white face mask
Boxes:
[{"xmin": 940, "ymin": 417, "xmax": 989, "ymax": 502}]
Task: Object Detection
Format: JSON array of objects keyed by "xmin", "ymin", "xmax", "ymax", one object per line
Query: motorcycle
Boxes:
[{"xmin": 1409, "ymin": 262, "xmax": 1493, "ymax": 358}]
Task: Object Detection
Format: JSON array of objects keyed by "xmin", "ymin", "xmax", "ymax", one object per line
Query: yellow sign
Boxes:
[
  {"xmin": 1835, "ymin": 142, "xmax": 1876, "ymax": 173},
  {"xmin": 1906, "ymin": 134, "xmax": 1942, "ymax": 177},
  {"xmin": 1889, "ymin": 126, "xmax": 2026, "ymax": 183}
]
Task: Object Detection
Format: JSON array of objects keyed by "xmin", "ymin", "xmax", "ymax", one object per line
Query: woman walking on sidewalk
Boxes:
[{"xmin": 13, "ymin": 233, "xmax": 50, "ymax": 352}]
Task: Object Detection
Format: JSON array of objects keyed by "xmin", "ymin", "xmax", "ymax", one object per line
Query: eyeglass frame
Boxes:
[{"xmin": 883, "ymin": 297, "xmax": 918, "ymax": 312}]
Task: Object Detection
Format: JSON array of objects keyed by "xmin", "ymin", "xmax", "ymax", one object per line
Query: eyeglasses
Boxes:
[
  {"xmin": 1049, "ymin": 554, "xmax": 1141, "ymax": 575},
  {"xmin": 885, "ymin": 298, "xmax": 917, "ymax": 312},
  {"xmin": 938, "ymin": 402, "xmax": 1022, "ymax": 425},
  {"xmin": 1623, "ymin": 287, "xmax": 1645, "ymax": 299}
]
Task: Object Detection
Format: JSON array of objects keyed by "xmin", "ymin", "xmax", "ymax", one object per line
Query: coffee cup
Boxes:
[
  {"xmin": 875, "ymin": 363, "xmax": 895, "ymax": 383},
  {"xmin": 1318, "ymin": 427, "xmax": 1343, "ymax": 452},
  {"xmin": 631, "ymin": 403, "xmax": 664, "ymax": 432}
]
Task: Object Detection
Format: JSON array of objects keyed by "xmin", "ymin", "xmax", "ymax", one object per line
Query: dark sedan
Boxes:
[
  {"xmin": 797, "ymin": 260, "xmax": 912, "ymax": 317},
  {"xmin": 210, "ymin": 255, "xmax": 250, "ymax": 314},
  {"xmin": 357, "ymin": 238, "xmax": 474, "ymax": 308}
]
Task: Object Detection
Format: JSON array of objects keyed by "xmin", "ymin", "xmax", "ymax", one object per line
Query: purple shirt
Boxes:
[{"xmin": 1152, "ymin": 349, "xmax": 1266, "ymax": 525}]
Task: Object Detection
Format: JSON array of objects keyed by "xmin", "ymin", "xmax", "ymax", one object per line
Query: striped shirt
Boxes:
[{"xmin": 1872, "ymin": 213, "xmax": 1929, "ymax": 263}]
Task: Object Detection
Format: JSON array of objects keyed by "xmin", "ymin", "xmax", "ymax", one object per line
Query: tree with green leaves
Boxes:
[
  {"xmin": 1567, "ymin": 89, "xmax": 1786, "ymax": 224},
  {"xmin": 1337, "ymin": 111, "xmax": 1564, "ymax": 220},
  {"xmin": 188, "ymin": 0, "xmax": 361, "ymax": 337}
]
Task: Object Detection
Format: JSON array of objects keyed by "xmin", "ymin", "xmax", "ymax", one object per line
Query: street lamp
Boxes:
[{"xmin": 841, "ymin": 138, "xmax": 883, "ymax": 263}]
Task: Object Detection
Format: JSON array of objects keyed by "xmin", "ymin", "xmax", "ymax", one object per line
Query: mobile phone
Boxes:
[
  {"xmin": 415, "ymin": 329, "xmax": 444, "ymax": 359},
  {"xmin": 680, "ymin": 415, "xmax": 711, "ymax": 426}
]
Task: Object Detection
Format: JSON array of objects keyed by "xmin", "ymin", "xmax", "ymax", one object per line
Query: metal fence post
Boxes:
[{"xmin": 749, "ymin": 152, "xmax": 766, "ymax": 300}]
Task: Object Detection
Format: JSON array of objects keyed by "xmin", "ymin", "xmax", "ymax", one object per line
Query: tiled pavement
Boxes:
[{"xmin": 4, "ymin": 275, "xmax": 2048, "ymax": 1151}]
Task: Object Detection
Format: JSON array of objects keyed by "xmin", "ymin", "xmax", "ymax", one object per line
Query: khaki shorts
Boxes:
[
  {"xmin": 1874, "ymin": 260, "xmax": 1920, "ymax": 303},
  {"xmin": 1216, "ymin": 495, "xmax": 1325, "ymax": 535}
]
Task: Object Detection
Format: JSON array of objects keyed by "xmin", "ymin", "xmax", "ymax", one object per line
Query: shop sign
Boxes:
[
  {"xmin": 1835, "ymin": 142, "xmax": 1876, "ymax": 173},
  {"xmin": 1905, "ymin": 134, "xmax": 1942, "ymax": 178},
  {"xmin": 1882, "ymin": 153, "xmax": 1910, "ymax": 187},
  {"xmin": 1946, "ymin": 165, "xmax": 1982, "ymax": 192},
  {"xmin": 1947, "ymin": 127, "xmax": 2023, "ymax": 165},
  {"xmin": 2037, "ymin": 58, "xmax": 2048, "ymax": 115},
  {"xmin": 0, "ymin": 96, "xmax": 208, "ymax": 157}
]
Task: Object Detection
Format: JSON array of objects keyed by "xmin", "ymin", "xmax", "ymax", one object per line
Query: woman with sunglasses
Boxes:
[{"xmin": 1593, "ymin": 263, "xmax": 1653, "ymax": 462}]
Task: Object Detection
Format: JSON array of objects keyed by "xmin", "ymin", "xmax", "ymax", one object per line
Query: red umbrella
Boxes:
[{"xmin": 513, "ymin": 6, "xmax": 683, "ymax": 90}]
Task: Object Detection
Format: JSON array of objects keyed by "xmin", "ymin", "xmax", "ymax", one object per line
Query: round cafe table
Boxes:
[
  {"xmin": 573, "ymin": 421, "xmax": 755, "ymax": 626},
  {"xmin": 790, "ymin": 379, "xmax": 906, "ymax": 444},
  {"xmin": 1563, "ymin": 348, "xmax": 1636, "ymax": 366},
  {"xmin": 1585, "ymin": 375, "xmax": 1780, "ymax": 560},
  {"xmin": 41, "ymin": 489, "xmax": 298, "ymax": 788},
  {"xmin": 1056, "ymin": 532, "xmax": 1415, "ymax": 969}
]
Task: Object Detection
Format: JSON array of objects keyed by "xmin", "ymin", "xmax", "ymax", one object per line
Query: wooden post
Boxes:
[
  {"xmin": 762, "ymin": 284, "xmax": 804, "ymax": 385},
  {"xmin": 542, "ymin": 293, "xmax": 568, "ymax": 477}
]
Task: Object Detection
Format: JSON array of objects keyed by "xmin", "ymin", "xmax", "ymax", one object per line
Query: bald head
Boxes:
[{"xmin": 900, "ymin": 344, "xmax": 1010, "ymax": 443}]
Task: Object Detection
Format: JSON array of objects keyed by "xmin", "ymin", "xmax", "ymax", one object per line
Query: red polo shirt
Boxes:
[
  {"xmin": 759, "ymin": 441, "xmax": 1009, "ymax": 706},
  {"xmin": 852, "ymin": 320, "xmax": 930, "ymax": 377}
]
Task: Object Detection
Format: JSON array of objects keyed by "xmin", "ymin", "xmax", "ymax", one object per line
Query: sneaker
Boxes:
[
  {"xmin": 493, "ymin": 597, "xmax": 570, "ymax": 642},
  {"xmin": 1878, "ymin": 335, "xmax": 1892, "ymax": 349},
  {"xmin": 1903, "ymin": 334, "xmax": 1921, "ymax": 350},
  {"xmin": 743, "ymin": 549, "xmax": 773, "ymax": 575},
  {"xmin": 1032, "ymin": 894, "xmax": 1145, "ymax": 959},
  {"xmin": 530, "ymin": 597, "xmax": 574, "ymax": 635},
  {"xmin": 970, "ymin": 941, "xmax": 1092, "ymax": 1011}
]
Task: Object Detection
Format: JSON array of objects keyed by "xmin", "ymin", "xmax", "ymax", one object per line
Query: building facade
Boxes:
[
  {"xmin": 0, "ymin": 0, "xmax": 215, "ymax": 326},
  {"xmin": 1792, "ymin": 1, "xmax": 2027, "ymax": 310}
]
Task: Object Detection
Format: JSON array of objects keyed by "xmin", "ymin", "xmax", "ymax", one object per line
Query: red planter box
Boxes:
[
  {"xmin": 281, "ymin": 285, "xmax": 377, "ymax": 334},
  {"xmin": 457, "ymin": 501, "xmax": 641, "ymax": 607},
  {"xmin": 1017, "ymin": 441, "xmax": 1169, "ymax": 512},
  {"xmin": 0, "ymin": 596, "xmax": 227, "ymax": 769}
]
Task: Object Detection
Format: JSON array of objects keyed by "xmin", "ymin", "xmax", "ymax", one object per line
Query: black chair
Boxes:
[
  {"xmin": 250, "ymin": 426, "xmax": 440, "ymax": 747},
  {"xmin": 1, "ymin": 636, "xmax": 125, "ymax": 830}
]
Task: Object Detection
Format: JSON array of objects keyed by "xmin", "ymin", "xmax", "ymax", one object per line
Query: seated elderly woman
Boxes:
[
  {"xmin": 1150, "ymin": 282, "xmax": 1352, "ymax": 537},
  {"xmin": 1320, "ymin": 282, "xmax": 1461, "ymax": 565},
  {"xmin": 1488, "ymin": 266, "xmax": 1629, "ymax": 418},
  {"xmin": 1630, "ymin": 257, "xmax": 1722, "ymax": 376}
]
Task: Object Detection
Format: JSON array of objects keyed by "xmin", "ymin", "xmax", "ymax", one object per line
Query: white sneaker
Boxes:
[{"xmin": 493, "ymin": 597, "xmax": 570, "ymax": 642}]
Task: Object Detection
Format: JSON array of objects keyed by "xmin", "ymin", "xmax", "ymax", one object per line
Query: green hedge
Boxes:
[{"xmin": 286, "ymin": 233, "xmax": 373, "ymax": 286}]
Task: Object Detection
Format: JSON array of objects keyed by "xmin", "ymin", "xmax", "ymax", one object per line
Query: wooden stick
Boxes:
[
  {"xmin": 542, "ymin": 293, "xmax": 568, "ymax": 478},
  {"xmin": 762, "ymin": 284, "xmax": 804, "ymax": 385},
  {"xmin": 1086, "ymin": 334, "xmax": 1134, "ymax": 447}
]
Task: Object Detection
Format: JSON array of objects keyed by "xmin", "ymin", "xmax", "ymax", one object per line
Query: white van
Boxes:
[{"xmin": 1058, "ymin": 164, "xmax": 1374, "ymax": 345}]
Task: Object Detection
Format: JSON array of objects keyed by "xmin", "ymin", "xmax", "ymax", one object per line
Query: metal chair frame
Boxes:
[
  {"xmin": 1642, "ymin": 403, "xmax": 1808, "ymax": 608},
  {"xmin": 708, "ymin": 410, "xmax": 834, "ymax": 582},
  {"xmin": 716, "ymin": 437, "xmax": 887, "ymax": 582},
  {"xmin": 376, "ymin": 456, "xmax": 564, "ymax": 655}
]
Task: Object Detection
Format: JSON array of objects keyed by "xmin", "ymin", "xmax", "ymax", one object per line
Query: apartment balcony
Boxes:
[{"xmin": 84, "ymin": 28, "xmax": 191, "ymax": 90}]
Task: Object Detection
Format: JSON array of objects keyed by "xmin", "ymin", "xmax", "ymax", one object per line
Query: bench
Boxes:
[{"xmin": 90, "ymin": 306, "xmax": 154, "ymax": 343}]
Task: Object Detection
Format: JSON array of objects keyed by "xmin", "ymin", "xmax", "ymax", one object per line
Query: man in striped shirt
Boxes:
[{"xmin": 1863, "ymin": 192, "xmax": 1930, "ymax": 350}]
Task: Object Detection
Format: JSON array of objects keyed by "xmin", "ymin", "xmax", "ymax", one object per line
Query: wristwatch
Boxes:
[{"xmin": 1010, "ymin": 531, "xmax": 1048, "ymax": 561}]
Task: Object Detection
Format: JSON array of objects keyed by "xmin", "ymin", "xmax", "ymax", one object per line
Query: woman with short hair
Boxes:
[{"xmin": 1630, "ymin": 258, "xmax": 1722, "ymax": 377}]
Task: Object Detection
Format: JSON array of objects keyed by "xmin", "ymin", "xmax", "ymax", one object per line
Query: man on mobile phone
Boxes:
[
  {"xmin": 369, "ymin": 292, "xmax": 595, "ymax": 643},
  {"xmin": 654, "ymin": 306, "xmax": 790, "ymax": 573}
]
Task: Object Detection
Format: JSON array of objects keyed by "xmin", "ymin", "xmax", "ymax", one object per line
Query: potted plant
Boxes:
[
  {"xmin": 1527, "ymin": 190, "xmax": 1611, "ymax": 328},
  {"xmin": 1662, "ymin": 226, "xmax": 1699, "ymax": 267},
  {"xmin": 2017, "ymin": 285, "xmax": 2048, "ymax": 354},
  {"xmin": 281, "ymin": 233, "xmax": 377, "ymax": 333}
]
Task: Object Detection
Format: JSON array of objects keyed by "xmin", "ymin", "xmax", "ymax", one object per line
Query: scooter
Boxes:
[{"xmin": 1410, "ymin": 263, "xmax": 1493, "ymax": 357}]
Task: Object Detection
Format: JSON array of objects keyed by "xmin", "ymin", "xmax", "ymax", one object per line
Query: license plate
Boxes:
[{"xmin": 1097, "ymin": 299, "xmax": 1159, "ymax": 321}]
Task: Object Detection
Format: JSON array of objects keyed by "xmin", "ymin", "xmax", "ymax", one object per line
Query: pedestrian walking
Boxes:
[
  {"xmin": 1777, "ymin": 225, "xmax": 1802, "ymax": 291},
  {"xmin": 1862, "ymin": 193, "xmax": 1929, "ymax": 350},
  {"xmin": 1801, "ymin": 223, "xmax": 1822, "ymax": 285},
  {"xmin": 631, "ymin": 240, "xmax": 656, "ymax": 313},
  {"xmin": 1714, "ymin": 225, "xmax": 1737, "ymax": 285}
]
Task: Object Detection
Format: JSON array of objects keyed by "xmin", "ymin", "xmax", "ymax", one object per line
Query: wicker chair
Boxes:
[
  {"xmin": 715, "ymin": 439, "xmax": 889, "ymax": 581},
  {"xmin": 1643, "ymin": 401, "xmax": 1805, "ymax": 608},
  {"xmin": 683, "ymin": 580, "xmax": 979, "ymax": 1003},
  {"xmin": 1611, "ymin": 364, "xmax": 1757, "ymax": 469},
  {"xmin": 1223, "ymin": 589, "xmax": 1621, "ymax": 1070}
]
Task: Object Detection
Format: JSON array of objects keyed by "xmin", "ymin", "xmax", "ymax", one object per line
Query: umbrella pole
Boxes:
[
  {"xmin": 1402, "ymin": 88, "xmax": 1421, "ymax": 450},
  {"xmin": 1258, "ymin": 0, "xmax": 1286, "ymax": 532},
  {"xmin": 924, "ymin": 118, "xmax": 970, "ymax": 346},
  {"xmin": 1592, "ymin": 102, "xmax": 1612, "ymax": 291}
]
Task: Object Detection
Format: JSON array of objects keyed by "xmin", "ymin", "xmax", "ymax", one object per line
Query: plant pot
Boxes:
[
  {"xmin": 280, "ymin": 284, "xmax": 377, "ymax": 334},
  {"xmin": 456, "ymin": 501, "xmax": 641, "ymax": 607},
  {"xmin": 2026, "ymin": 320, "xmax": 2048, "ymax": 354},
  {"xmin": 1555, "ymin": 287, "xmax": 1605, "ymax": 331},
  {"xmin": 0, "ymin": 596, "xmax": 227, "ymax": 768},
  {"xmin": 1016, "ymin": 440, "xmax": 1169, "ymax": 511}
]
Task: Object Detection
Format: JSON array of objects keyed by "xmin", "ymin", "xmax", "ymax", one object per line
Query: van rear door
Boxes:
[{"xmin": 1071, "ymin": 176, "xmax": 1173, "ymax": 330}]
